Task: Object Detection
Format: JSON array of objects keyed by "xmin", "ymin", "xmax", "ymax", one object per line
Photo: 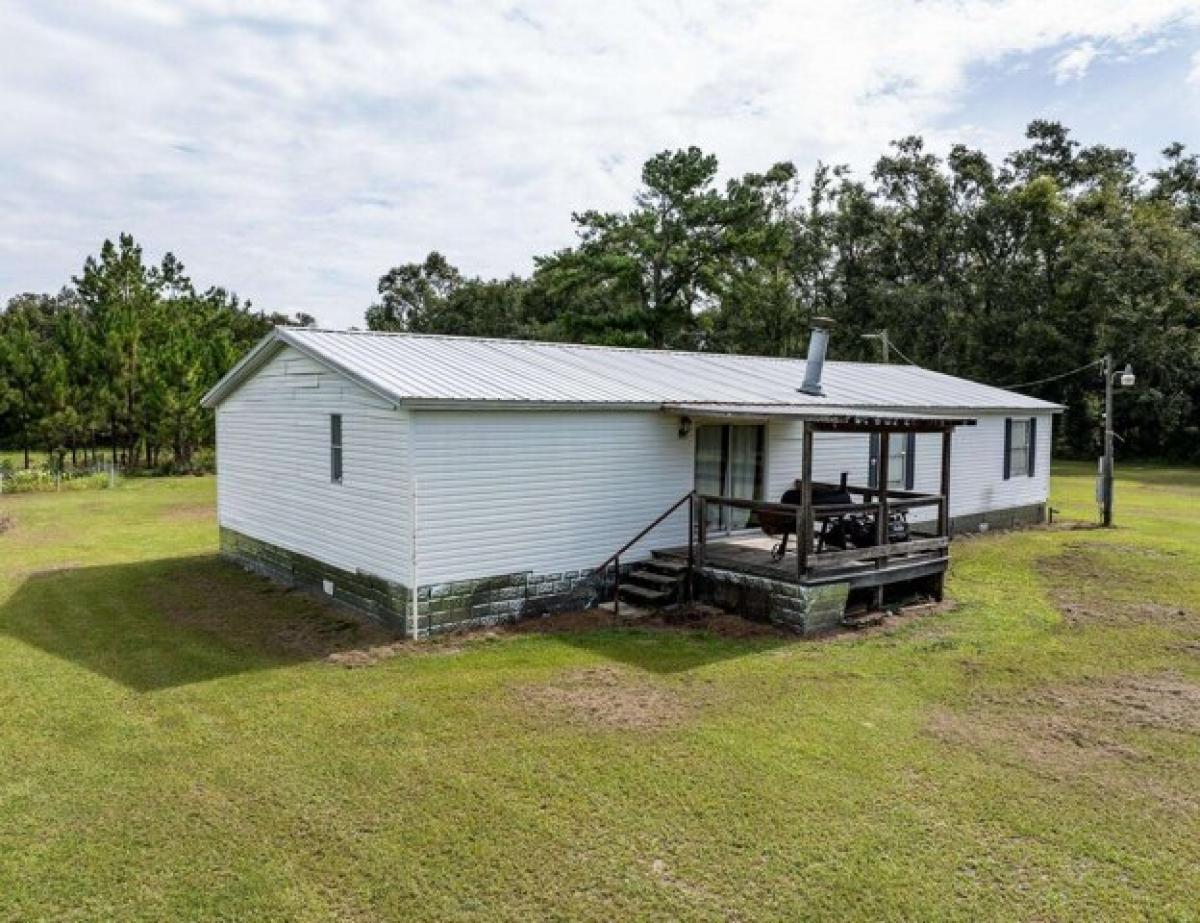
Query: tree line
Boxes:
[
  {"xmin": 0, "ymin": 235, "xmax": 312, "ymax": 470},
  {"xmin": 367, "ymin": 121, "xmax": 1200, "ymax": 461},
  {"xmin": 4, "ymin": 121, "xmax": 1199, "ymax": 466}
]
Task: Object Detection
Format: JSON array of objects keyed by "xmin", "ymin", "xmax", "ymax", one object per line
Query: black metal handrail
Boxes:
[{"xmin": 594, "ymin": 490, "xmax": 695, "ymax": 619}]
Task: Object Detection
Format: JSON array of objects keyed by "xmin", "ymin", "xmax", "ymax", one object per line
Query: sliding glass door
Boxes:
[{"xmin": 694, "ymin": 423, "xmax": 765, "ymax": 531}]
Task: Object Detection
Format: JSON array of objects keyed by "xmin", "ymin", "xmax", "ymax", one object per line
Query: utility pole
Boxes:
[
  {"xmin": 862, "ymin": 329, "xmax": 890, "ymax": 363},
  {"xmin": 1100, "ymin": 354, "xmax": 1135, "ymax": 528},
  {"xmin": 1102, "ymin": 353, "xmax": 1114, "ymax": 528}
]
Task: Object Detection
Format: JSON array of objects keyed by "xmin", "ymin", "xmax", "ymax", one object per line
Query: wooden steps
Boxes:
[{"xmin": 616, "ymin": 556, "xmax": 689, "ymax": 609}]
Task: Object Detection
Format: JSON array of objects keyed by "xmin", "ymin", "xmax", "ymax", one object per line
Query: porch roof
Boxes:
[{"xmin": 660, "ymin": 403, "xmax": 977, "ymax": 432}]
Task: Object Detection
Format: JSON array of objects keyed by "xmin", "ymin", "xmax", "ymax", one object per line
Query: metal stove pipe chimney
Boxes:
[{"xmin": 799, "ymin": 317, "xmax": 835, "ymax": 396}]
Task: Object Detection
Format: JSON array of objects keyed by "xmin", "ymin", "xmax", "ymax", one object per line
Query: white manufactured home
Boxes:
[{"xmin": 202, "ymin": 325, "xmax": 1061, "ymax": 636}]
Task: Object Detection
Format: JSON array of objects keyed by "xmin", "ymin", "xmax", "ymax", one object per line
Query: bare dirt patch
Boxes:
[
  {"xmin": 0, "ymin": 514, "xmax": 13, "ymax": 535},
  {"xmin": 325, "ymin": 638, "xmax": 468, "ymax": 668},
  {"xmin": 928, "ymin": 672, "xmax": 1200, "ymax": 776},
  {"xmin": 161, "ymin": 503, "xmax": 215, "ymax": 524},
  {"xmin": 1054, "ymin": 598, "xmax": 1196, "ymax": 629},
  {"xmin": 326, "ymin": 598, "xmax": 944, "ymax": 670},
  {"xmin": 507, "ymin": 605, "xmax": 793, "ymax": 639},
  {"xmin": 836, "ymin": 599, "xmax": 958, "ymax": 642},
  {"xmin": 517, "ymin": 666, "xmax": 701, "ymax": 731},
  {"xmin": 1038, "ymin": 543, "xmax": 1198, "ymax": 629}
]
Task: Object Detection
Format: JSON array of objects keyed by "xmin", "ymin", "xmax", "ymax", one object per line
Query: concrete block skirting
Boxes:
[
  {"xmin": 220, "ymin": 527, "xmax": 411, "ymax": 632},
  {"xmin": 949, "ymin": 502, "xmax": 1046, "ymax": 534},
  {"xmin": 416, "ymin": 567, "xmax": 610, "ymax": 635},
  {"xmin": 220, "ymin": 527, "xmax": 609, "ymax": 636},
  {"xmin": 695, "ymin": 566, "xmax": 849, "ymax": 637}
]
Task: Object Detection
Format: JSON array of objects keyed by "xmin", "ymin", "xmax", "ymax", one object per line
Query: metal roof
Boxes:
[{"xmin": 201, "ymin": 327, "xmax": 1063, "ymax": 414}]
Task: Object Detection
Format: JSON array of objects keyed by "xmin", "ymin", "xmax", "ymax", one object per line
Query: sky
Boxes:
[{"xmin": 3, "ymin": 0, "xmax": 1200, "ymax": 328}]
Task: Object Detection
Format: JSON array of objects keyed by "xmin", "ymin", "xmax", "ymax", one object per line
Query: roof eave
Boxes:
[
  {"xmin": 202, "ymin": 327, "xmax": 405, "ymax": 410},
  {"xmin": 200, "ymin": 330, "xmax": 284, "ymax": 409},
  {"xmin": 661, "ymin": 401, "xmax": 1063, "ymax": 416}
]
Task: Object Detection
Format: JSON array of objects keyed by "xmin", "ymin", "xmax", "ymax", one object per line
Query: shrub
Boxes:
[{"xmin": 0, "ymin": 467, "xmax": 110, "ymax": 494}]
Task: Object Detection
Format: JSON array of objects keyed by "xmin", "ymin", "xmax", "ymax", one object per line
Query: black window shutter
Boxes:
[
  {"xmin": 330, "ymin": 414, "xmax": 343, "ymax": 483},
  {"xmin": 905, "ymin": 433, "xmax": 916, "ymax": 490},
  {"xmin": 868, "ymin": 433, "xmax": 880, "ymax": 488},
  {"xmin": 1003, "ymin": 418, "xmax": 1012, "ymax": 480},
  {"xmin": 1027, "ymin": 417, "xmax": 1037, "ymax": 477}
]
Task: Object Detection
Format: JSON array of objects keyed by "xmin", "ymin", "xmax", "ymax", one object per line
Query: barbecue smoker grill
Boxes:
[{"xmin": 757, "ymin": 473, "xmax": 910, "ymax": 562}]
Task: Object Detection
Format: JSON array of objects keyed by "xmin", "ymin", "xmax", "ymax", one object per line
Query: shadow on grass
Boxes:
[
  {"xmin": 2, "ymin": 554, "xmax": 794, "ymax": 689},
  {"xmin": 0, "ymin": 554, "xmax": 396, "ymax": 692},
  {"xmin": 507, "ymin": 611, "xmax": 795, "ymax": 675}
]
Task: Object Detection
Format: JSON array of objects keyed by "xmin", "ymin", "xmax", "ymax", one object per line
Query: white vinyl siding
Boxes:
[
  {"xmin": 215, "ymin": 346, "xmax": 411, "ymax": 585},
  {"xmin": 956, "ymin": 414, "xmax": 1050, "ymax": 515},
  {"xmin": 412, "ymin": 410, "xmax": 691, "ymax": 585},
  {"xmin": 213, "ymin": 347, "xmax": 1053, "ymax": 593},
  {"xmin": 330, "ymin": 414, "xmax": 344, "ymax": 483},
  {"xmin": 766, "ymin": 413, "xmax": 1052, "ymax": 521},
  {"xmin": 767, "ymin": 422, "xmax": 871, "ymax": 499}
]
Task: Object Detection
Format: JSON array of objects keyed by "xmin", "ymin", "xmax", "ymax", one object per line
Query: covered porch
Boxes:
[{"xmin": 657, "ymin": 406, "xmax": 975, "ymax": 629}]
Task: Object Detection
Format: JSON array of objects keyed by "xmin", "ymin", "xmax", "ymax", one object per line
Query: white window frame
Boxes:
[{"xmin": 1009, "ymin": 418, "xmax": 1031, "ymax": 478}]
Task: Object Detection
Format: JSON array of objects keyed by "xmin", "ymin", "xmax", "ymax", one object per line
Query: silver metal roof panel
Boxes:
[{"xmin": 202, "ymin": 327, "xmax": 1064, "ymax": 414}]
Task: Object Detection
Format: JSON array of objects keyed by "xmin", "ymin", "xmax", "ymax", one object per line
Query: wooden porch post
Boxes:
[
  {"xmin": 935, "ymin": 426, "xmax": 953, "ymax": 602},
  {"xmin": 874, "ymin": 430, "xmax": 891, "ymax": 609},
  {"xmin": 686, "ymin": 491, "xmax": 695, "ymax": 603},
  {"xmin": 938, "ymin": 427, "xmax": 953, "ymax": 538},
  {"xmin": 798, "ymin": 425, "xmax": 814, "ymax": 579}
]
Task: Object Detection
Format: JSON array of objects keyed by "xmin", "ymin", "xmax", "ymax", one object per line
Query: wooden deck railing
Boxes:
[{"xmin": 697, "ymin": 487, "xmax": 948, "ymax": 581}]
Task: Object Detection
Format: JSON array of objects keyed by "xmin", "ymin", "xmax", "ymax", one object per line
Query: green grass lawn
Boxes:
[
  {"xmin": 0, "ymin": 449, "xmax": 49, "ymax": 469},
  {"xmin": 1, "ymin": 463, "xmax": 1198, "ymax": 920}
]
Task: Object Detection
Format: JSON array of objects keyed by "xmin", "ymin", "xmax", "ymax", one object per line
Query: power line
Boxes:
[
  {"xmin": 887, "ymin": 342, "xmax": 921, "ymax": 367},
  {"xmin": 875, "ymin": 334, "xmax": 1102, "ymax": 392},
  {"xmin": 1001, "ymin": 358, "xmax": 1104, "ymax": 391}
]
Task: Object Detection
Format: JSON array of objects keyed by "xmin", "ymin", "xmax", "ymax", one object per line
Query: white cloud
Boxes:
[
  {"xmin": 1054, "ymin": 41, "xmax": 1101, "ymax": 81},
  {"xmin": 2, "ymin": 0, "xmax": 1200, "ymax": 325},
  {"xmin": 1190, "ymin": 48, "xmax": 1200, "ymax": 82}
]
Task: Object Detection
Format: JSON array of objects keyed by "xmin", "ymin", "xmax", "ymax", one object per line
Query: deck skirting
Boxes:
[{"xmin": 695, "ymin": 565, "xmax": 850, "ymax": 636}]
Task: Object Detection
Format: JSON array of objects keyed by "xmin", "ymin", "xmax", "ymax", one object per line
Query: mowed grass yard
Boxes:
[{"xmin": 2, "ymin": 465, "xmax": 1199, "ymax": 921}]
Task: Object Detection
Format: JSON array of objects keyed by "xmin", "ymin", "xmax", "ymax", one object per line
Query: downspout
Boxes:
[
  {"xmin": 408, "ymin": 409, "xmax": 420, "ymax": 640},
  {"xmin": 410, "ymin": 476, "xmax": 419, "ymax": 640}
]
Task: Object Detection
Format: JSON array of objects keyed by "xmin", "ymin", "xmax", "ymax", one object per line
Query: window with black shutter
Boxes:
[
  {"xmin": 330, "ymin": 414, "xmax": 343, "ymax": 483},
  {"xmin": 1005, "ymin": 417, "xmax": 1032, "ymax": 479}
]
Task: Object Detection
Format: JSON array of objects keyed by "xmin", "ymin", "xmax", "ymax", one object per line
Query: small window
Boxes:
[
  {"xmin": 1007, "ymin": 418, "xmax": 1031, "ymax": 478},
  {"xmin": 330, "ymin": 414, "xmax": 343, "ymax": 483}
]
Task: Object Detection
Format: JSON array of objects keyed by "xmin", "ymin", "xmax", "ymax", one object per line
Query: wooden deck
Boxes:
[{"xmin": 655, "ymin": 532, "xmax": 949, "ymax": 591}]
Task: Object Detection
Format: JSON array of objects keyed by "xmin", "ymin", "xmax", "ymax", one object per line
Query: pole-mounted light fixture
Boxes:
[{"xmin": 1100, "ymin": 356, "xmax": 1136, "ymax": 527}]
